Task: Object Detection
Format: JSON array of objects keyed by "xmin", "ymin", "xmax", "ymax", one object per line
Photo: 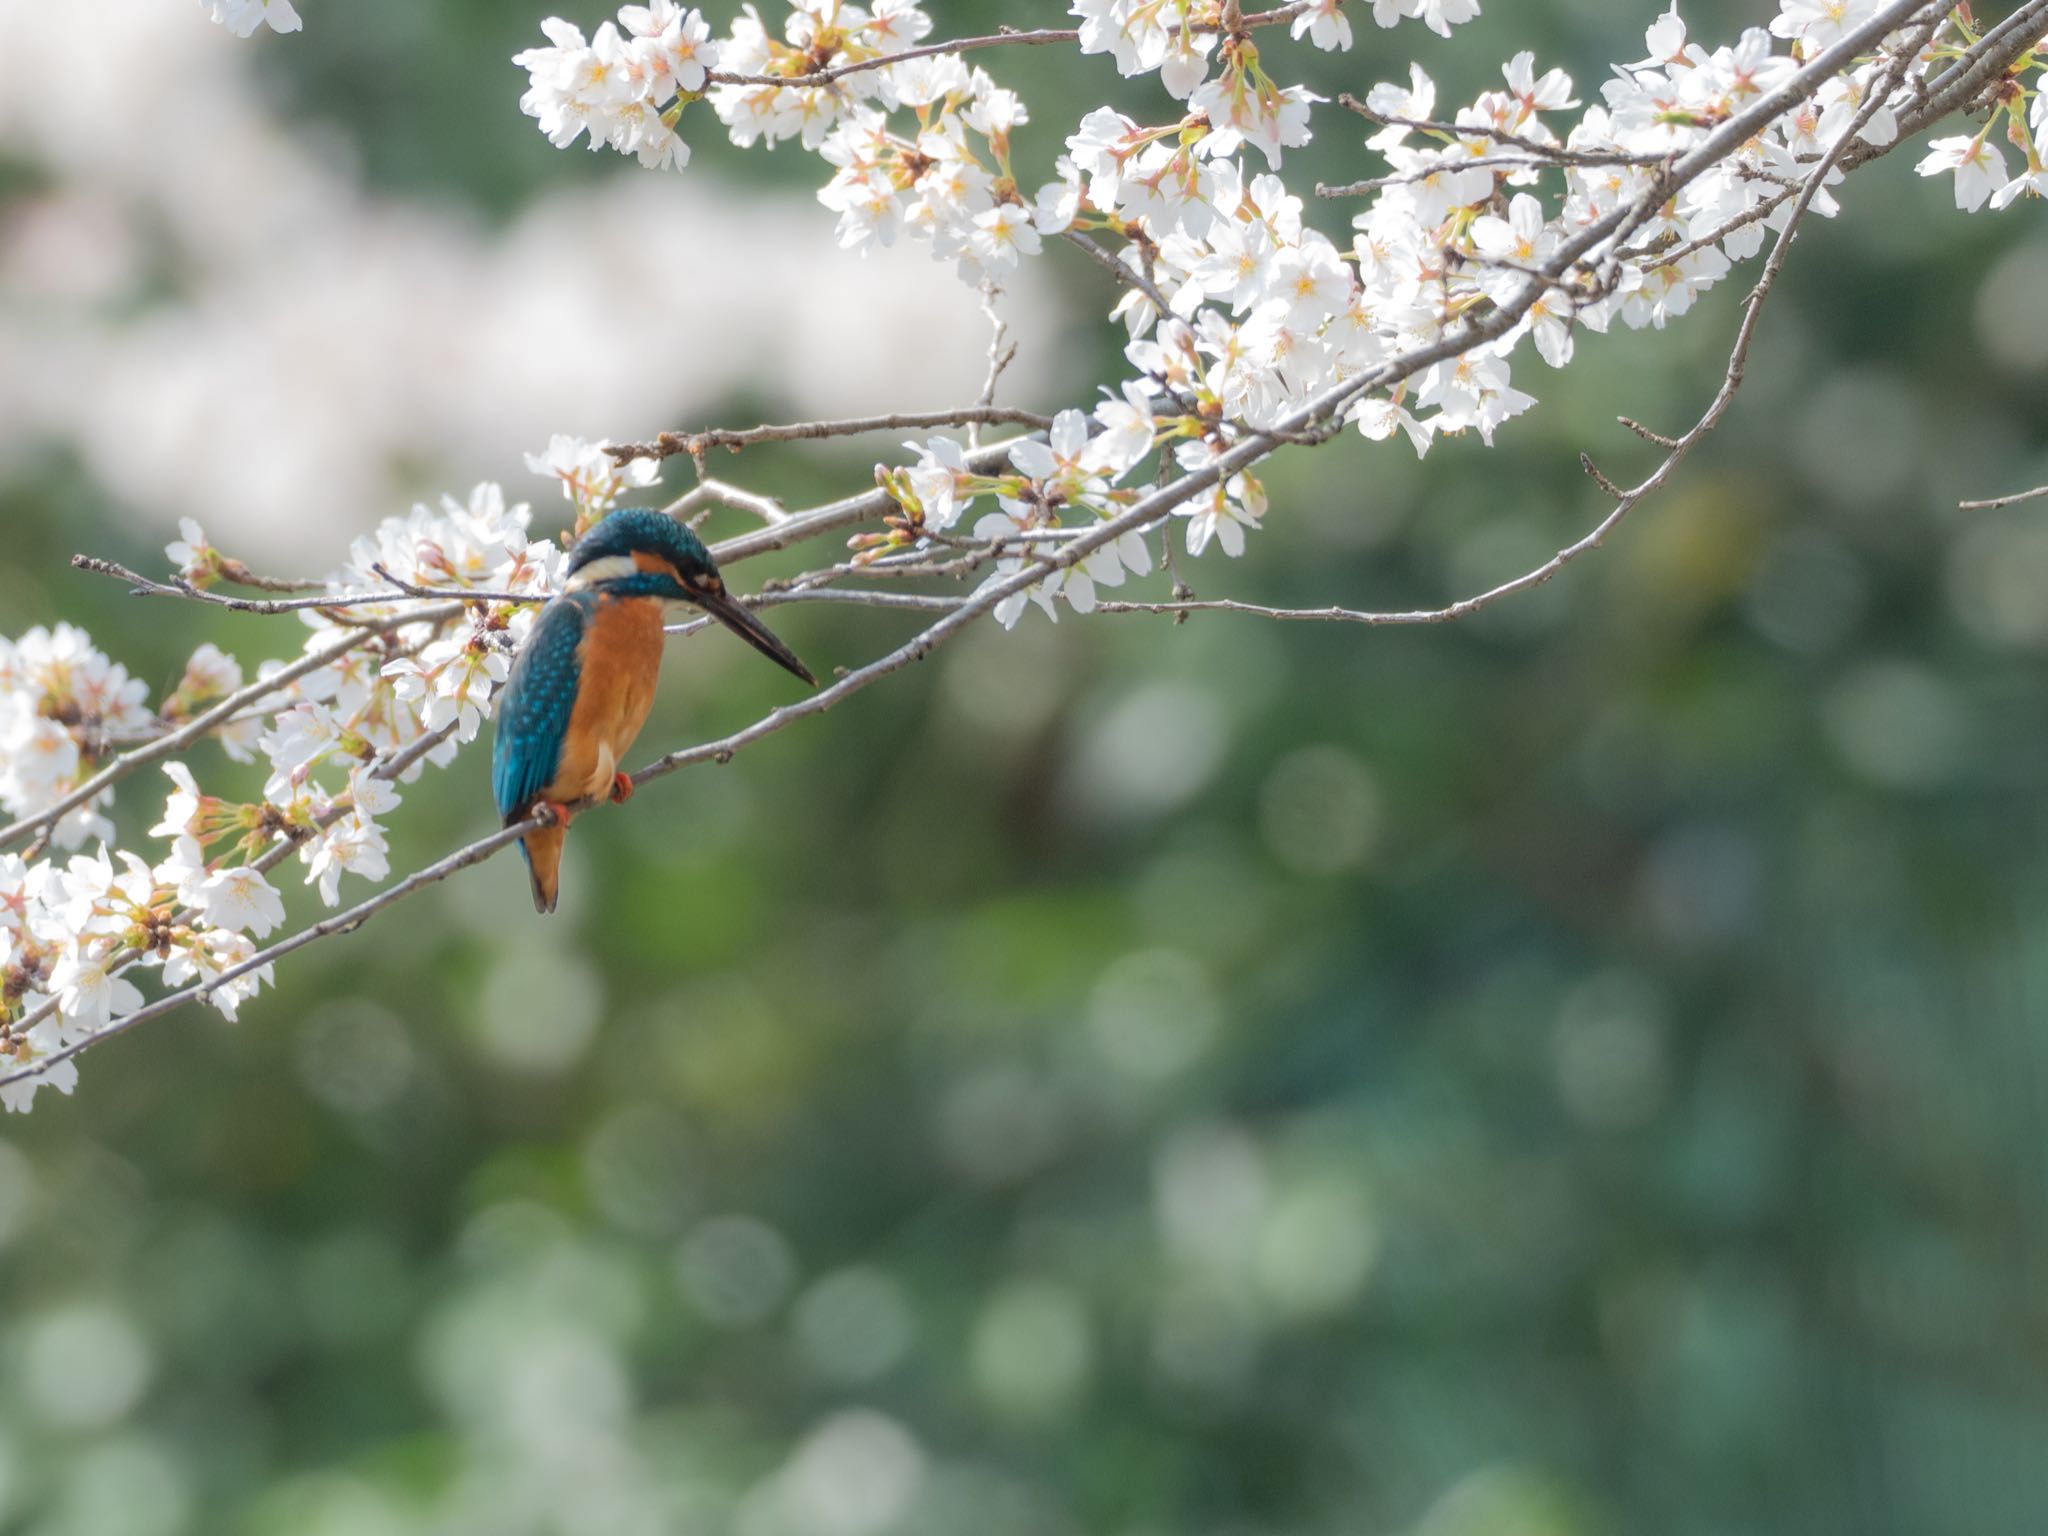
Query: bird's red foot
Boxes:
[
  {"xmin": 609, "ymin": 772, "xmax": 635, "ymax": 805},
  {"xmin": 538, "ymin": 801, "xmax": 575, "ymax": 829}
]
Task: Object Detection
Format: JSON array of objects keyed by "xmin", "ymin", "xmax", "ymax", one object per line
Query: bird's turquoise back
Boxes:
[{"xmin": 491, "ymin": 591, "xmax": 597, "ymax": 823}]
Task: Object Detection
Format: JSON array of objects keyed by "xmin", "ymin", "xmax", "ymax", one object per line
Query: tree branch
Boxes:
[
  {"xmin": 707, "ymin": 26, "xmax": 1082, "ymax": 90},
  {"xmin": 71, "ymin": 556, "xmax": 535, "ymax": 615},
  {"xmin": 1960, "ymin": 485, "xmax": 2048, "ymax": 511},
  {"xmin": 1062, "ymin": 228, "xmax": 1176, "ymax": 321},
  {"xmin": 605, "ymin": 408, "xmax": 1052, "ymax": 465},
  {"xmin": 701, "ymin": 3, "xmax": 1322, "ymax": 90}
]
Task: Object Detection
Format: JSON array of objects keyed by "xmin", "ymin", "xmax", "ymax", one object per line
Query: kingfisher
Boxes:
[{"xmin": 491, "ymin": 508, "xmax": 816, "ymax": 914}]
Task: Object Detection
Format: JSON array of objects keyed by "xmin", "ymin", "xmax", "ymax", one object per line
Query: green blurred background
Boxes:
[{"xmin": 5, "ymin": 1, "xmax": 2048, "ymax": 1533}]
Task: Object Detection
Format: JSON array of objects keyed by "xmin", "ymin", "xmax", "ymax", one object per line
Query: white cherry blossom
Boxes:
[
  {"xmin": 1917, "ymin": 135, "xmax": 2009, "ymax": 213},
  {"xmin": 1292, "ymin": 1, "xmax": 1353, "ymax": 52},
  {"xmin": 201, "ymin": 0, "xmax": 302, "ymax": 37},
  {"xmin": 191, "ymin": 865, "xmax": 288, "ymax": 939}
]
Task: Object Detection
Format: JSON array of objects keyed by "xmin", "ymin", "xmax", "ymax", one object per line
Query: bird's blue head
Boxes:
[
  {"xmin": 564, "ymin": 509, "xmax": 815, "ymax": 686},
  {"xmin": 566, "ymin": 508, "xmax": 717, "ymax": 590}
]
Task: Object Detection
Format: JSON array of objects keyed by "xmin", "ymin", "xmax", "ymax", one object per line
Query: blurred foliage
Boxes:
[{"xmin": 7, "ymin": 3, "xmax": 2048, "ymax": 1536}]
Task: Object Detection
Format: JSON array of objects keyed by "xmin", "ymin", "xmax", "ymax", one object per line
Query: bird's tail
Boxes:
[{"xmin": 519, "ymin": 823, "xmax": 564, "ymax": 915}]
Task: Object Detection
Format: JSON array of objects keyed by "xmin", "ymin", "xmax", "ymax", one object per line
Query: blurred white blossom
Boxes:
[{"xmin": 200, "ymin": 0, "xmax": 301, "ymax": 37}]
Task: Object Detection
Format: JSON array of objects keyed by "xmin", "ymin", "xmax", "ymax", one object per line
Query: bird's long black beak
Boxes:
[{"xmin": 695, "ymin": 586, "xmax": 817, "ymax": 687}]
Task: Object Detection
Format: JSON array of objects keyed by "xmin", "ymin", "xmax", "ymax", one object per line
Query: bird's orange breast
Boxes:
[{"xmin": 543, "ymin": 595, "xmax": 667, "ymax": 805}]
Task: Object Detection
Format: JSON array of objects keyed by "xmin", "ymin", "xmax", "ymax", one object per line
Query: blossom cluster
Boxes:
[
  {"xmin": 0, "ymin": 627, "xmax": 154, "ymax": 850},
  {"xmin": 0, "ymin": 481, "xmax": 579, "ymax": 1110},
  {"xmin": 514, "ymin": 0, "xmax": 721, "ymax": 169},
  {"xmin": 503, "ymin": 0, "xmax": 2046, "ymax": 629},
  {"xmin": 525, "ymin": 434, "xmax": 662, "ymax": 537},
  {"xmin": 881, "ymin": 1, "xmax": 1998, "ymax": 625},
  {"xmin": 1915, "ymin": 20, "xmax": 2048, "ymax": 210}
]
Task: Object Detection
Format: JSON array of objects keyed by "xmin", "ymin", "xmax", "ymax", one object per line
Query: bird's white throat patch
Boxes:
[{"xmin": 563, "ymin": 554, "xmax": 640, "ymax": 593}]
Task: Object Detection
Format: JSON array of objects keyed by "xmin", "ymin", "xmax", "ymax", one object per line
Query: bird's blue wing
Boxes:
[{"xmin": 492, "ymin": 594, "xmax": 591, "ymax": 823}]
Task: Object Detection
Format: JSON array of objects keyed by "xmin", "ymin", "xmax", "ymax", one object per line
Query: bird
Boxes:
[{"xmin": 491, "ymin": 508, "xmax": 816, "ymax": 914}]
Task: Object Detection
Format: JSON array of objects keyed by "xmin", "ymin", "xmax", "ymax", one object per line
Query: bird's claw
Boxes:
[{"xmin": 609, "ymin": 772, "xmax": 635, "ymax": 805}]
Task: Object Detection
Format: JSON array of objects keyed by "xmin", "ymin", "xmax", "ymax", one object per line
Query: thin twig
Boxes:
[
  {"xmin": 1960, "ymin": 485, "xmax": 2048, "ymax": 511},
  {"xmin": 700, "ymin": 3, "xmax": 1315, "ymax": 90},
  {"xmin": 1062, "ymin": 228, "xmax": 1175, "ymax": 319},
  {"xmin": 607, "ymin": 408, "xmax": 1051, "ymax": 464},
  {"xmin": 1320, "ymin": 152, "xmax": 1657, "ymax": 198},
  {"xmin": 704, "ymin": 437, "xmax": 1029, "ymax": 566},
  {"xmin": 673, "ymin": 478, "xmax": 789, "ymax": 528},
  {"xmin": 706, "ymin": 26, "xmax": 1082, "ymax": 90},
  {"xmin": 1334, "ymin": 98, "xmax": 1653, "ymax": 165},
  {"xmin": 1580, "ymin": 452, "xmax": 1628, "ymax": 501},
  {"xmin": 1620, "ymin": 417, "xmax": 1679, "ymax": 449},
  {"xmin": 72, "ymin": 556, "xmax": 533, "ymax": 615},
  {"xmin": 214, "ymin": 565, "xmax": 329, "ymax": 594},
  {"xmin": 971, "ymin": 282, "xmax": 1017, "ymax": 452},
  {"xmin": 664, "ymin": 587, "xmax": 963, "ymax": 636},
  {"xmin": 367, "ymin": 565, "xmax": 538, "ymax": 606},
  {"xmin": 1320, "ymin": 98, "xmax": 1664, "ymax": 199}
]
